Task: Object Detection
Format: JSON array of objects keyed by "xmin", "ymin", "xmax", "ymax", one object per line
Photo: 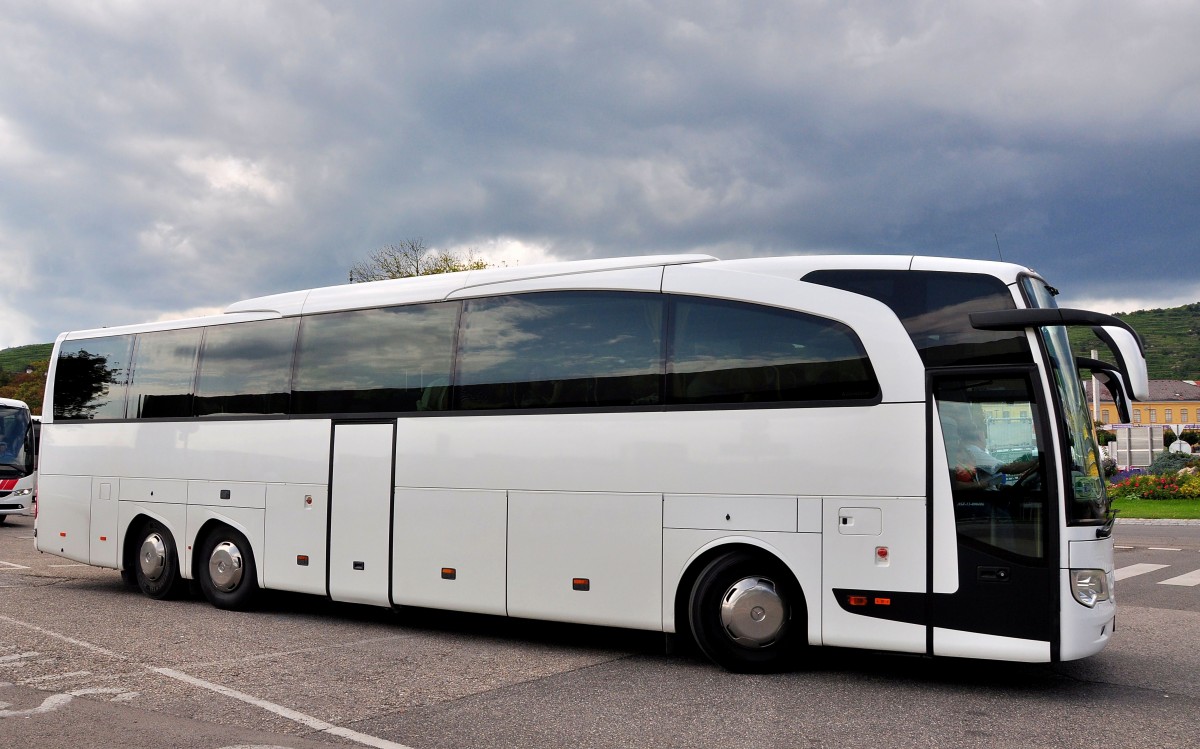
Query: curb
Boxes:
[{"xmin": 1116, "ymin": 518, "xmax": 1200, "ymax": 526}]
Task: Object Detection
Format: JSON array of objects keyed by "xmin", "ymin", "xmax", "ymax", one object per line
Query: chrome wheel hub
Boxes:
[
  {"xmin": 719, "ymin": 575, "xmax": 785, "ymax": 647},
  {"xmin": 208, "ymin": 541, "xmax": 244, "ymax": 592},
  {"xmin": 139, "ymin": 533, "xmax": 167, "ymax": 581}
]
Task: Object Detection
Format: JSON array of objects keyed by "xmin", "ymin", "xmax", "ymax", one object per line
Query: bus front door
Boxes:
[
  {"xmin": 328, "ymin": 421, "xmax": 395, "ymax": 607},
  {"xmin": 930, "ymin": 371, "xmax": 1058, "ymax": 661}
]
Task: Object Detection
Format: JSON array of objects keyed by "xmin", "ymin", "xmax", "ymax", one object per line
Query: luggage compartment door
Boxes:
[{"xmin": 328, "ymin": 422, "xmax": 395, "ymax": 607}]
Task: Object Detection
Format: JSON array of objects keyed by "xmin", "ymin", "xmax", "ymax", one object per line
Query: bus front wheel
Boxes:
[
  {"xmin": 687, "ymin": 551, "xmax": 804, "ymax": 673},
  {"xmin": 197, "ymin": 526, "xmax": 259, "ymax": 610},
  {"xmin": 134, "ymin": 520, "xmax": 184, "ymax": 600}
]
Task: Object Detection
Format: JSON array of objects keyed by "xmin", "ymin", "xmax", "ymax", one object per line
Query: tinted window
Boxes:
[
  {"xmin": 53, "ymin": 335, "xmax": 134, "ymax": 420},
  {"xmin": 455, "ymin": 292, "xmax": 664, "ymax": 410},
  {"xmin": 935, "ymin": 374, "xmax": 1048, "ymax": 562},
  {"xmin": 669, "ymin": 298, "xmax": 878, "ymax": 404},
  {"xmin": 802, "ymin": 270, "xmax": 1030, "ymax": 367},
  {"xmin": 128, "ymin": 328, "xmax": 202, "ymax": 418},
  {"xmin": 293, "ymin": 302, "xmax": 458, "ymax": 414},
  {"xmin": 0, "ymin": 406, "xmax": 31, "ymax": 473},
  {"xmin": 195, "ymin": 319, "xmax": 297, "ymax": 417}
]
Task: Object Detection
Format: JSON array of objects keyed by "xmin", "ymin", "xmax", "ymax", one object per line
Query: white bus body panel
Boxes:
[
  {"xmin": 663, "ymin": 494, "xmax": 801, "ymax": 534},
  {"xmin": 37, "ymin": 421, "xmax": 332, "ymax": 485},
  {"xmin": 36, "ymin": 420, "xmax": 332, "ymax": 573},
  {"xmin": 507, "ymin": 491, "xmax": 662, "ymax": 630},
  {"xmin": 36, "ymin": 474, "xmax": 92, "ymax": 563},
  {"xmin": 264, "ymin": 483, "xmax": 329, "ymax": 595},
  {"xmin": 933, "ymin": 628, "xmax": 1051, "ymax": 662},
  {"xmin": 930, "ymin": 405, "xmax": 961, "ymax": 594},
  {"xmin": 822, "ymin": 496, "xmax": 927, "ymax": 653},
  {"xmin": 400, "ymin": 406, "xmax": 927, "ymax": 634},
  {"xmin": 89, "ymin": 477, "xmax": 120, "ymax": 567},
  {"xmin": 395, "ymin": 407, "xmax": 926, "ymax": 499},
  {"xmin": 392, "ymin": 488, "xmax": 508, "ymax": 616}
]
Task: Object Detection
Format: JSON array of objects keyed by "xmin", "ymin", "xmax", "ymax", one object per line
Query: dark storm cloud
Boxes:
[{"xmin": 1, "ymin": 1, "xmax": 1198, "ymax": 346}]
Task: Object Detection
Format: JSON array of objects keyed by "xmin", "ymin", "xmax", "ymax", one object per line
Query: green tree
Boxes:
[
  {"xmin": 348, "ymin": 239, "xmax": 493, "ymax": 282},
  {"xmin": 48, "ymin": 352, "xmax": 115, "ymax": 419},
  {"xmin": 0, "ymin": 360, "xmax": 48, "ymax": 415}
]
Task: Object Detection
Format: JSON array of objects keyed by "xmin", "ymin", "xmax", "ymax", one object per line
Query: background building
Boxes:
[{"xmin": 1085, "ymin": 379, "xmax": 1200, "ymax": 429}]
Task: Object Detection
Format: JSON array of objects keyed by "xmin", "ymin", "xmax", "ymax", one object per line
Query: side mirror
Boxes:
[
  {"xmin": 1077, "ymin": 357, "xmax": 1131, "ymax": 424},
  {"xmin": 970, "ymin": 308, "xmax": 1150, "ymax": 402},
  {"xmin": 1091, "ymin": 325, "xmax": 1150, "ymax": 401}
]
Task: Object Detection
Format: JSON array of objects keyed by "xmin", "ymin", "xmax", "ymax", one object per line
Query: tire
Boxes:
[
  {"xmin": 688, "ymin": 551, "xmax": 805, "ymax": 673},
  {"xmin": 197, "ymin": 526, "xmax": 259, "ymax": 610},
  {"xmin": 133, "ymin": 520, "xmax": 184, "ymax": 600}
]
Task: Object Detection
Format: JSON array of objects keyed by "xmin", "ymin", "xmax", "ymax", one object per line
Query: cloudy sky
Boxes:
[{"xmin": 2, "ymin": 1, "xmax": 1199, "ymax": 348}]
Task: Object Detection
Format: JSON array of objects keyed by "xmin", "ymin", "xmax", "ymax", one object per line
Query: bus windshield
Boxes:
[
  {"xmin": 0, "ymin": 404, "xmax": 33, "ymax": 477},
  {"xmin": 1021, "ymin": 277, "xmax": 1109, "ymax": 524}
]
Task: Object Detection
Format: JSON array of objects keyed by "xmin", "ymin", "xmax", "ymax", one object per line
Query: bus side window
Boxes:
[
  {"xmin": 668, "ymin": 297, "xmax": 878, "ymax": 405},
  {"xmin": 454, "ymin": 292, "xmax": 664, "ymax": 411},
  {"xmin": 52, "ymin": 335, "xmax": 135, "ymax": 421},
  {"xmin": 293, "ymin": 302, "xmax": 457, "ymax": 415},
  {"xmin": 127, "ymin": 328, "xmax": 202, "ymax": 419},
  {"xmin": 195, "ymin": 319, "xmax": 298, "ymax": 417}
]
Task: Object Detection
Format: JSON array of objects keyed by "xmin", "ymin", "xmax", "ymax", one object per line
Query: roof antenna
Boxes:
[{"xmin": 993, "ymin": 233, "xmax": 1004, "ymax": 262}]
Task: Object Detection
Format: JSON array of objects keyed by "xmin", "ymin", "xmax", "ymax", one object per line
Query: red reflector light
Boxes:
[
  {"xmin": 441, "ymin": 568, "xmax": 457, "ymax": 580},
  {"xmin": 99, "ymin": 536, "xmax": 107, "ymax": 542},
  {"xmin": 875, "ymin": 597, "xmax": 891, "ymax": 606},
  {"xmin": 848, "ymin": 595, "xmax": 868, "ymax": 606},
  {"xmin": 572, "ymin": 578, "xmax": 590, "ymax": 591},
  {"xmin": 59, "ymin": 532, "xmax": 66, "ymax": 537},
  {"xmin": 297, "ymin": 555, "xmax": 309, "ymax": 566}
]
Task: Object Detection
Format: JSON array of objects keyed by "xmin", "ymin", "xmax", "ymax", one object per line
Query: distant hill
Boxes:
[
  {"xmin": 0, "ymin": 343, "xmax": 53, "ymax": 373},
  {"xmin": 1070, "ymin": 302, "xmax": 1200, "ymax": 380}
]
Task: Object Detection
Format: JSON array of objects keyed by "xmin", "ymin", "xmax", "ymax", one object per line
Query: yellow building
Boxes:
[{"xmin": 1085, "ymin": 379, "xmax": 1200, "ymax": 428}]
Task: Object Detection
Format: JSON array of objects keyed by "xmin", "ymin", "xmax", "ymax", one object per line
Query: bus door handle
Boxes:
[{"xmin": 977, "ymin": 566, "xmax": 1011, "ymax": 582}]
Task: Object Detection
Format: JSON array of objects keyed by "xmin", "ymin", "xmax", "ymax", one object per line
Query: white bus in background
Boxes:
[
  {"xmin": 35, "ymin": 254, "xmax": 1147, "ymax": 671},
  {"xmin": 0, "ymin": 397, "xmax": 37, "ymax": 523}
]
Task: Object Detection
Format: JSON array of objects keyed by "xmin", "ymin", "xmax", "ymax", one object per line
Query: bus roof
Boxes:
[
  {"xmin": 710, "ymin": 255, "xmax": 1041, "ymax": 284},
  {"xmin": 224, "ymin": 254, "xmax": 719, "ymax": 317},
  {"xmin": 58, "ymin": 253, "xmax": 1043, "ymax": 340}
]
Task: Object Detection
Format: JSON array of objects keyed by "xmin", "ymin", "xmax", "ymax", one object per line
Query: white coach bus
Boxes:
[
  {"xmin": 35, "ymin": 254, "xmax": 1147, "ymax": 671},
  {"xmin": 0, "ymin": 397, "xmax": 37, "ymax": 523}
]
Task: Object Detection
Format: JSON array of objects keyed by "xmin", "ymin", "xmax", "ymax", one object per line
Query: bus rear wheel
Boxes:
[
  {"xmin": 133, "ymin": 520, "xmax": 183, "ymax": 600},
  {"xmin": 687, "ymin": 551, "xmax": 804, "ymax": 673},
  {"xmin": 197, "ymin": 526, "xmax": 259, "ymax": 610}
]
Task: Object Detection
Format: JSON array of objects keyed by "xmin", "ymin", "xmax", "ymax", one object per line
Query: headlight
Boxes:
[
  {"xmin": 12, "ymin": 488, "xmax": 33, "ymax": 496},
  {"xmin": 1071, "ymin": 568, "xmax": 1111, "ymax": 608}
]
